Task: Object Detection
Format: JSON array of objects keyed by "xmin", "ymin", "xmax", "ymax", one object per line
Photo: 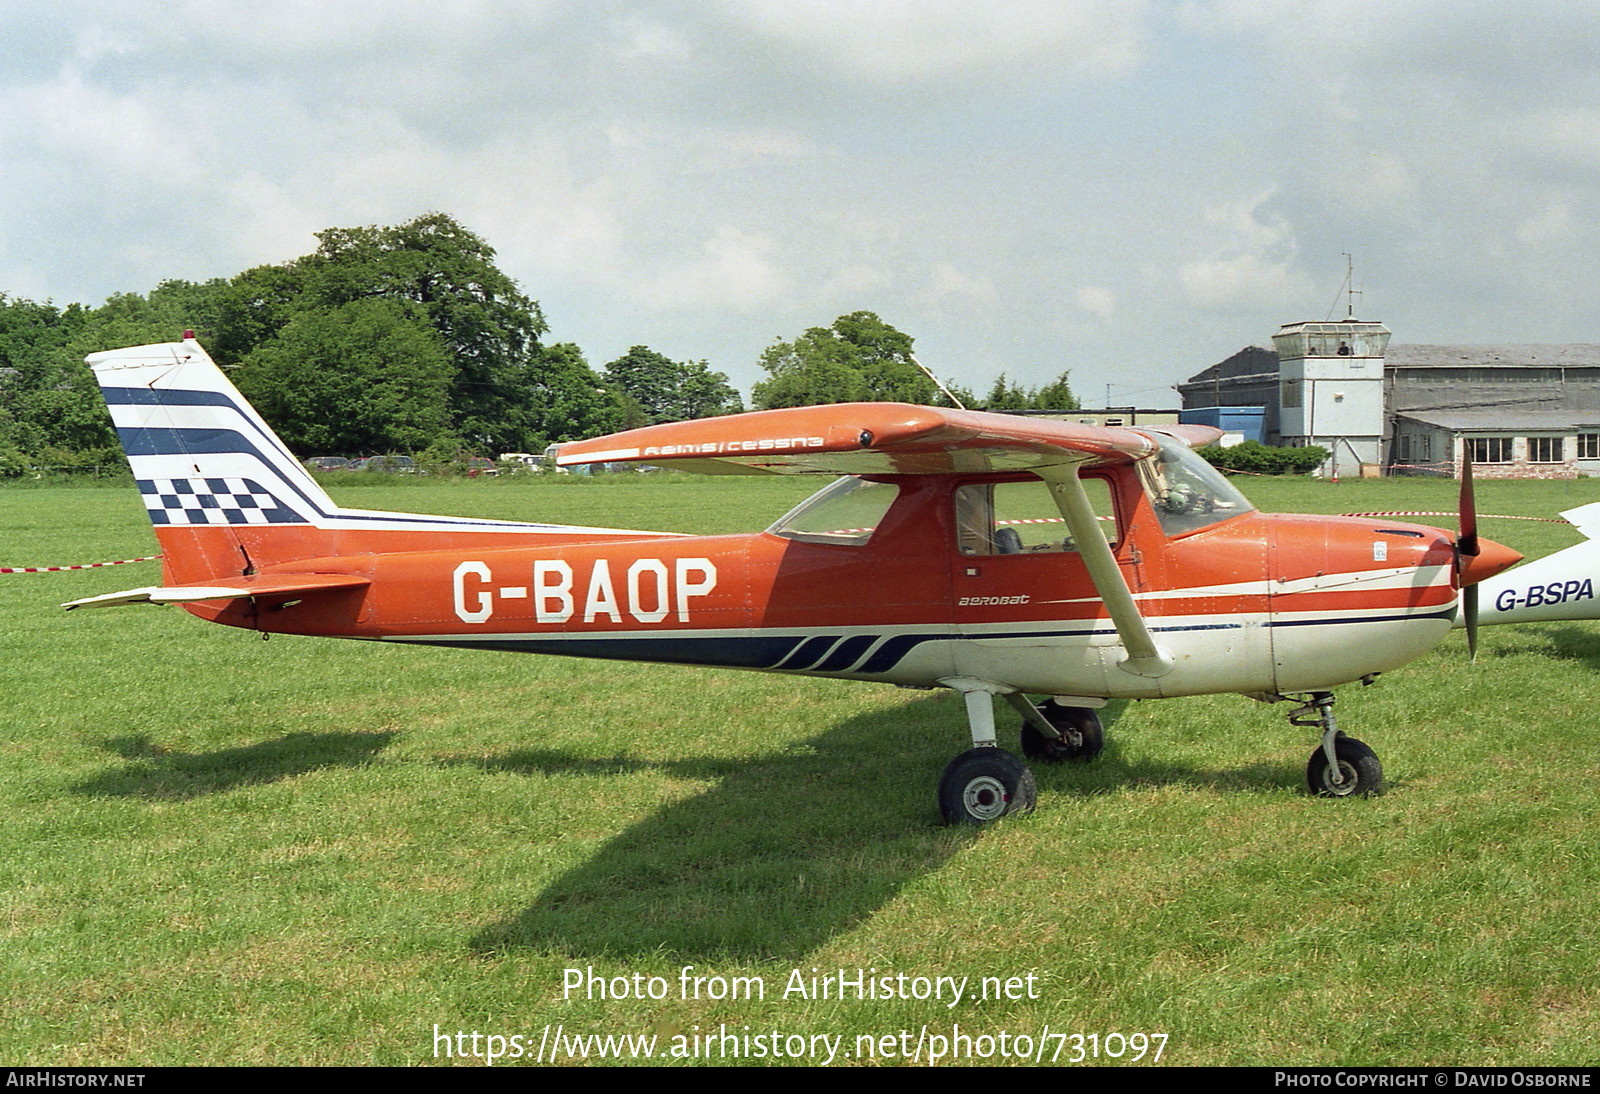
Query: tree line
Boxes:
[{"xmin": 0, "ymin": 213, "xmax": 1077, "ymax": 474}]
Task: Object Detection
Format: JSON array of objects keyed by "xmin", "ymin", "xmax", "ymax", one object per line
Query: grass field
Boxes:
[{"xmin": 3, "ymin": 472, "xmax": 1598, "ymax": 1067}]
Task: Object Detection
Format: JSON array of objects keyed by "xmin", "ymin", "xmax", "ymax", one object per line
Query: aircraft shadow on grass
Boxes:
[
  {"xmin": 1504, "ymin": 625, "xmax": 1600, "ymax": 672},
  {"xmin": 467, "ymin": 695, "xmax": 1304, "ymax": 962},
  {"xmin": 70, "ymin": 731, "xmax": 397, "ymax": 800}
]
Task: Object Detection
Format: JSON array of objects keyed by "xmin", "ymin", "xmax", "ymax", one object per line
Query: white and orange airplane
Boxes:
[{"xmin": 68, "ymin": 336, "xmax": 1522, "ymax": 823}]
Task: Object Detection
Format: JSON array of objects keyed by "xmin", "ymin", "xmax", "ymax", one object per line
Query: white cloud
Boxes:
[
  {"xmin": 636, "ymin": 226, "xmax": 789, "ymax": 311},
  {"xmin": 5, "ymin": 2, "xmax": 1600, "ymax": 395},
  {"xmin": 1513, "ymin": 201, "xmax": 1576, "ymax": 247},
  {"xmin": 222, "ymin": 173, "xmax": 321, "ymax": 268},
  {"xmin": 1076, "ymin": 286, "xmax": 1116, "ymax": 322},
  {"xmin": 819, "ymin": 264, "xmax": 890, "ymax": 298},
  {"xmin": 603, "ymin": 120, "xmax": 831, "ymax": 172},
  {"xmin": 1, "ymin": 65, "xmax": 199, "ymax": 183},
  {"xmin": 612, "ymin": 17, "xmax": 692, "ymax": 62},
  {"xmin": 723, "ymin": 0, "xmax": 1149, "ymax": 82},
  {"xmin": 72, "ymin": 25, "xmax": 139, "ymax": 66},
  {"xmin": 1521, "ymin": 109, "xmax": 1600, "ymax": 171},
  {"xmin": 172, "ymin": 0, "xmax": 558, "ymax": 57},
  {"xmin": 1179, "ymin": 189, "xmax": 1311, "ymax": 309},
  {"xmin": 922, "ymin": 262, "xmax": 997, "ymax": 308}
]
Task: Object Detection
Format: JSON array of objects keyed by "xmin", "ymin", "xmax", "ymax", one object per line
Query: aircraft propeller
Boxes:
[
  {"xmin": 1457, "ymin": 448, "xmax": 1481, "ymax": 660},
  {"xmin": 1449, "ymin": 450, "xmax": 1523, "ymax": 660}
]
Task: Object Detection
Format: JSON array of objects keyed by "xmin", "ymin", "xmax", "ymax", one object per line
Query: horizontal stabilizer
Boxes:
[
  {"xmin": 1561, "ymin": 502, "xmax": 1600, "ymax": 540},
  {"xmin": 64, "ymin": 573, "xmax": 370, "ymax": 610}
]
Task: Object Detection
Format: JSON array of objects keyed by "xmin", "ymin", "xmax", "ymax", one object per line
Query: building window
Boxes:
[
  {"xmin": 1579, "ymin": 434, "xmax": 1600, "ymax": 460},
  {"xmin": 1281, "ymin": 380, "xmax": 1302, "ymax": 408},
  {"xmin": 1468, "ymin": 437, "xmax": 1512, "ymax": 464},
  {"xmin": 1527, "ymin": 437, "xmax": 1564, "ymax": 463}
]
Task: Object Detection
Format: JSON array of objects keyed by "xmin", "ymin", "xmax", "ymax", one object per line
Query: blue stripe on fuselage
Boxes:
[{"xmin": 385, "ymin": 610, "xmax": 1450, "ymax": 677}]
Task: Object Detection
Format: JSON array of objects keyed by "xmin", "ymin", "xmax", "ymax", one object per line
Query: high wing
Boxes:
[
  {"xmin": 553, "ymin": 403, "xmax": 1222, "ymax": 475},
  {"xmin": 558, "ymin": 404, "xmax": 1222, "ymax": 681}
]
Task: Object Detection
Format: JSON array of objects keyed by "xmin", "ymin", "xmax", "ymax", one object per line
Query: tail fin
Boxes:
[
  {"xmin": 89, "ymin": 337, "xmax": 671, "ymax": 586},
  {"xmin": 90, "ymin": 337, "xmax": 340, "ymax": 535}
]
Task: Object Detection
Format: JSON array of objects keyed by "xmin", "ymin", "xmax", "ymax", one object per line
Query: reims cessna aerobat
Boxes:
[{"xmin": 69, "ymin": 337, "xmax": 1522, "ymax": 824}]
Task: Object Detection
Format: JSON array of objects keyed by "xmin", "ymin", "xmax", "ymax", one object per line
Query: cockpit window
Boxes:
[
  {"xmin": 767, "ymin": 477, "xmax": 900, "ymax": 546},
  {"xmin": 1135, "ymin": 434, "xmax": 1255, "ymax": 536},
  {"xmin": 954, "ymin": 475, "xmax": 1118, "ymax": 556}
]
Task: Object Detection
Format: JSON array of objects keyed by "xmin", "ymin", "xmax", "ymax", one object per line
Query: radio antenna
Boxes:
[{"xmin": 911, "ymin": 354, "xmax": 967, "ymax": 409}]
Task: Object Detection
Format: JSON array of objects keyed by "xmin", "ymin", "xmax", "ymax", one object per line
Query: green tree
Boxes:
[
  {"xmin": 983, "ymin": 373, "xmax": 1032, "ymax": 411},
  {"xmin": 0, "ymin": 295, "xmax": 80, "ymax": 457},
  {"xmin": 1031, "ymin": 371, "xmax": 1080, "ymax": 411},
  {"xmin": 603, "ymin": 346, "xmax": 743, "ymax": 423},
  {"xmin": 674, "ymin": 361, "xmax": 745, "ymax": 420},
  {"xmin": 212, "ymin": 213, "xmax": 555, "ymax": 453},
  {"xmin": 233, "ymin": 298, "xmax": 454, "ymax": 455},
  {"xmin": 752, "ymin": 311, "xmax": 941, "ymax": 409},
  {"xmin": 974, "ymin": 369, "xmax": 1079, "ymax": 412},
  {"xmin": 525, "ymin": 343, "xmax": 629, "ymax": 447},
  {"xmin": 211, "ymin": 263, "xmax": 306, "ymax": 365},
  {"xmin": 0, "ymin": 286, "xmax": 232, "ymax": 465},
  {"xmin": 0, "ymin": 214, "xmax": 630, "ymax": 465},
  {"xmin": 941, "ymin": 380, "xmax": 979, "ymax": 409},
  {"xmin": 299, "ymin": 214, "xmax": 546, "ymax": 449}
]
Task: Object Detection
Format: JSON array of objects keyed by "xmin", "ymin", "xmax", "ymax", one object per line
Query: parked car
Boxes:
[
  {"xmin": 305, "ymin": 456, "xmax": 351, "ymax": 472},
  {"xmin": 497, "ymin": 452, "xmax": 547, "ymax": 474},
  {"xmin": 359, "ymin": 455, "xmax": 416, "ymax": 473}
]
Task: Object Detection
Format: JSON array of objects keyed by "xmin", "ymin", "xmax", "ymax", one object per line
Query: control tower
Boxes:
[{"xmin": 1272, "ymin": 316, "xmax": 1391, "ymax": 470}]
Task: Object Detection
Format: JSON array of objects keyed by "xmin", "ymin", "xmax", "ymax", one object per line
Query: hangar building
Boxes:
[{"xmin": 1178, "ymin": 317, "xmax": 1600, "ymax": 478}]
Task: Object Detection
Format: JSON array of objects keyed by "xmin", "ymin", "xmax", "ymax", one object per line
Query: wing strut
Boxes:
[{"xmin": 1038, "ymin": 463, "xmax": 1174, "ymax": 679}]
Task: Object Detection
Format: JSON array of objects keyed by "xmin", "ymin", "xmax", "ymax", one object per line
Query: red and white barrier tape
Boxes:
[
  {"xmin": 2, "ymin": 555, "xmax": 161, "ymax": 574},
  {"xmin": 1341, "ymin": 511, "xmax": 1570, "ymax": 524},
  {"xmin": 827, "ymin": 515, "xmax": 1112, "ymax": 535}
]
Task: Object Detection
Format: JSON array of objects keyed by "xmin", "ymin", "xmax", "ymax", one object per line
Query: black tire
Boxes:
[
  {"xmin": 1306, "ymin": 735, "xmax": 1384, "ymax": 798},
  {"xmin": 1020, "ymin": 702, "xmax": 1105, "ymax": 763},
  {"xmin": 938, "ymin": 748, "xmax": 1037, "ymax": 825}
]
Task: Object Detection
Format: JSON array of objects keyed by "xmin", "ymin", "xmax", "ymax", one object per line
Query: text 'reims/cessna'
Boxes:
[{"xmin": 68, "ymin": 337, "xmax": 1520, "ymax": 823}]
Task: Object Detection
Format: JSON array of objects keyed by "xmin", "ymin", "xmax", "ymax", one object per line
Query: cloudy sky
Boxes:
[{"xmin": 4, "ymin": 1, "xmax": 1599, "ymax": 405}]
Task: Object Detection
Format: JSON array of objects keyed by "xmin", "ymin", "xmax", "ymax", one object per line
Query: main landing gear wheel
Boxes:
[
  {"xmin": 938, "ymin": 748, "xmax": 1036, "ymax": 825},
  {"xmin": 1020, "ymin": 702, "xmax": 1105, "ymax": 763},
  {"xmin": 1306, "ymin": 735, "xmax": 1384, "ymax": 798}
]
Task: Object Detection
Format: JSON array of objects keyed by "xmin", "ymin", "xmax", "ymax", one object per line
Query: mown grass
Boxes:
[{"xmin": 2, "ymin": 473, "xmax": 1597, "ymax": 1066}]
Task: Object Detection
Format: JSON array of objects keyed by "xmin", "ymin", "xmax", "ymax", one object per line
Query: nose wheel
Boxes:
[
  {"xmin": 1289, "ymin": 692, "xmax": 1384, "ymax": 798},
  {"xmin": 1306, "ymin": 735, "xmax": 1383, "ymax": 798}
]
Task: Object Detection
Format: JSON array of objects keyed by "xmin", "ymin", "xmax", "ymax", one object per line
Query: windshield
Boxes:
[
  {"xmin": 1135, "ymin": 435, "xmax": 1255, "ymax": 537},
  {"xmin": 767, "ymin": 477, "xmax": 900, "ymax": 546}
]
